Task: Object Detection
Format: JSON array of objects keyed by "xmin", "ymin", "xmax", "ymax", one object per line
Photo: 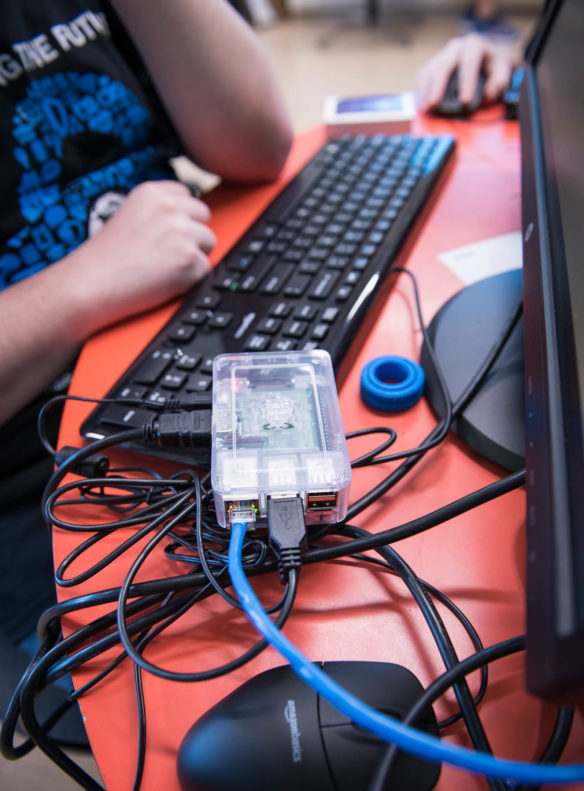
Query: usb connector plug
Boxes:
[{"xmin": 267, "ymin": 496, "xmax": 307, "ymax": 582}]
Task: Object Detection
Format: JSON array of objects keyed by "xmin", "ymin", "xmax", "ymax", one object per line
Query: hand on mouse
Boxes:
[{"xmin": 416, "ymin": 33, "xmax": 520, "ymax": 113}]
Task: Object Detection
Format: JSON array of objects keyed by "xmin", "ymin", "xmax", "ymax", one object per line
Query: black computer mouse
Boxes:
[
  {"xmin": 177, "ymin": 661, "xmax": 441, "ymax": 791},
  {"xmin": 434, "ymin": 67, "xmax": 487, "ymax": 117}
]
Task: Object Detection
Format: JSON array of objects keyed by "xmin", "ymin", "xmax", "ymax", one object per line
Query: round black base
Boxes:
[{"xmin": 421, "ymin": 269, "xmax": 525, "ymax": 471}]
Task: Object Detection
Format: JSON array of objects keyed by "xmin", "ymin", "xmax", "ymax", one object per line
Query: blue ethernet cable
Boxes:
[{"xmin": 228, "ymin": 521, "xmax": 584, "ymax": 786}]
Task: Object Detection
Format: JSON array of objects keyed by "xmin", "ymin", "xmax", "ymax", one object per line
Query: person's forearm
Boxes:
[
  {"xmin": 109, "ymin": 0, "xmax": 293, "ymax": 181},
  {"xmin": 0, "ymin": 254, "xmax": 93, "ymax": 426}
]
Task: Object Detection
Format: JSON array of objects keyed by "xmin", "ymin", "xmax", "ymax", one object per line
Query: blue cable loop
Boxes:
[
  {"xmin": 228, "ymin": 521, "xmax": 584, "ymax": 786},
  {"xmin": 361, "ymin": 355, "xmax": 425, "ymax": 411}
]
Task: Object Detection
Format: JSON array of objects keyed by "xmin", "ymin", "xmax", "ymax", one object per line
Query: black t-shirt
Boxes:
[
  {"xmin": 0, "ymin": 0, "xmax": 182, "ymax": 478},
  {"xmin": 0, "ymin": 0, "xmax": 180, "ymax": 289}
]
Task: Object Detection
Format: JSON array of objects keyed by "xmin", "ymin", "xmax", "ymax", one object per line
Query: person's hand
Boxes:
[
  {"xmin": 65, "ymin": 180, "xmax": 216, "ymax": 335},
  {"xmin": 416, "ymin": 33, "xmax": 519, "ymax": 113}
]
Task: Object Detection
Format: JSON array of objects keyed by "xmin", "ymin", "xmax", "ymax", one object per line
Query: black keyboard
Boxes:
[{"xmin": 81, "ymin": 133, "xmax": 455, "ymax": 464}]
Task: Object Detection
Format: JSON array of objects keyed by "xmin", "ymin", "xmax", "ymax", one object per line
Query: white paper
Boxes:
[{"xmin": 438, "ymin": 231, "xmax": 523, "ymax": 286}]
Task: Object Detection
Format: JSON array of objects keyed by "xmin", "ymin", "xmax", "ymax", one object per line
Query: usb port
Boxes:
[{"xmin": 306, "ymin": 491, "xmax": 338, "ymax": 511}]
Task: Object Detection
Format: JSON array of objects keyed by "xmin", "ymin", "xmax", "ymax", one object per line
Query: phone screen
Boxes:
[{"xmin": 335, "ymin": 95, "xmax": 405, "ymax": 114}]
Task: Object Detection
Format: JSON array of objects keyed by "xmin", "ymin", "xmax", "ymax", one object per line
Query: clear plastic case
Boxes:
[{"xmin": 211, "ymin": 350, "xmax": 351, "ymax": 528}]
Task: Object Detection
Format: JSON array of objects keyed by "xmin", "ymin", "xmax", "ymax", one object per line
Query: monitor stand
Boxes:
[{"xmin": 420, "ymin": 269, "xmax": 525, "ymax": 471}]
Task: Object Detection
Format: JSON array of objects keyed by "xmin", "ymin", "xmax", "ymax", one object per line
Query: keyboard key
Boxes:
[
  {"xmin": 295, "ymin": 206, "xmax": 310, "ymax": 220},
  {"xmin": 358, "ymin": 208, "xmax": 377, "ymax": 220},
  {"xmin": 169, "ymin": 324, "xmax": 196, "ymax": 343},
  {"xmin": 335, "ymin": 211, "xmax": 353, "ymax": 224},
  {"xmin": 238, "ymin": 254, "xmax": 276, "ymax": 292},
  {"xmin": 299, "ymin": 260, "xmax": 321, "ymax": 275},
  {"xmin": 160, "ymin": 371, "xmax": 187, "ymax": 390},
  {"xmin": 350, "ymin": 219, "xmax": 372, "ymax": 231},
  {"xmin": 132, "ymin": 350, "xmax": 174, "ymax": 385},
  {"xmin": 100, "ymin": 405, "xmax": 153, "ymax": 429},
  {"xmin": 261, "ymin": 263, "xmax": 294, "ymax": 295},
  {"xmin": 197, "ymin": 294, "xmax": 221, "ymax": 310},
  {"xmin": 295, "ymin": 304, "xmax": 317, "ymax": 321},
  {"xmin": 271, "ymin": 338, "xmax": 298, "ymax": 351},
  {"xmin": 175, "ymin": 354, "xmax": 201, "ymax": 371},
  {"xmin": 266, "ymin": 241, "xmax": 287, "ymax": 255},
  {"xmin": 214, "ymin": 275, "xmax": 239, "ymax": 291},
  {"xmin": 292, "ymin": 235, "xmax": 314, "ymax": 249},
  {"xmin": 309, "ymin": 270, "xmax": 339, "ymax": 300},
  {"xmin": 269, "ymin": 301, "xmax": 291, "ymax": 318},
  {"xmin": 307, "ymin": 246, "xmax": 329, "ymax": 261},
  {"xmin": 284, "ymin": 218, "xmax": 304, "ymax": 231},
  {"xmin": 283, "ymin": 249, "xmax": 305, "ymax": 262},
  {"xmin": 283, "ymin": 273, "xmax": 311, "ymax": 298},
  {"xmin": 256, "ymin": 317, "xmax": 282, "ymax": 334},
  {"xmin": 321, "ymin": 306, "xmax": 339, "ymax": 323},
  {"xmin": 183, "ymin": 310, "xmax": 207, "ymax": 325},
  {"xmin": 333, "ymin": 243, "xmax": 357, "ymax": 257},
  {"xmin": 200, "ymin": 357, "xmax": 214, "ymax": 374},
  {"xmin": 318, "ymin": 235, "xmax": 340, "ymax": 247},
  {"xmin": 118, "ymin": 385, "xmax": 148, "ymax": 400},
  {"xmin": 343, "ymin": 230, "xmax": 365, "ymax": 243},
  {"xmin": 282, "ymin": 319, "xmax": 308, "ymax": 339},
  {"xmin": 326, "ymin": 256, "xmax": 348, "ymax": 271},
  {"xmin": 146, "ymin": 390, "xmax": 168, "ymax": 405},
  {"xmin": 312, "ymin": 323, "xmax": 329, "ymax": 341},
  {"xmin": 186, "ymin": 374, "xmax": 212, "ymax": 392},
  {"xmin": 245, "ymin": 334, "xmax": 270, "ymax": 351},
  {"xmin": 209, "ymin": 311, "xmax": 233, "ymax": 328},
  {"xmin": 239, "ymin": 275, "xmax": 259, "ymax": 292},
  {"xmin": 227, "ymin": 254, "xmax": 254, "ymax": 272},
  {"xmin": 382, "ymin": 207, "xmax": 399, "ymax": 220}
]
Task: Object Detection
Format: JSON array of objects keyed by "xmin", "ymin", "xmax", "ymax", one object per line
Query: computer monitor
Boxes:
[
  {"xmin": 520, "ymin": 0, "xmax": 584, "ymax": 703},
  {"xmin": 422, "ymin": 0, "xmax": 584, "ymax": 703}
]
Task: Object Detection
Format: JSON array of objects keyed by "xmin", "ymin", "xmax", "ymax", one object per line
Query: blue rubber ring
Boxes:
[{"xmin": 360, "ymin": 355, "xmax": 425, "ymax": 412}]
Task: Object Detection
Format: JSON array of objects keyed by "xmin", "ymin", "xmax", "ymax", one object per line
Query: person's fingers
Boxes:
[
  {"xmin": 417, "ymin": 40, "xmax": 461, "ymax": 110},
  {"xmin": 191, "ymin": 221, "xmax": 216, "ymax": 255},
  {"xmin": 152, "ymin": 180, "xmax": 194, "ymax": 196},
  {"xmin": 458, "ymin": 35, "xmax": 486, "ymax": 105},
  {"xmin": 158, "ymin": 188, "xmax": 212, "ymax": 226},
  {"xmin": 183, "ymin": 196, "xmax": 212, "ymax": 224},
  {"xmin": 188, "ymin": 249, "xmax": 212, "ymax": 282},
  {"xmin": 483, "ymin": 53, "xmax": 514, "ymax": 102},
  {"xmin": 425, "ymin": 68, "xmax": 453, "ymax": 110}
]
